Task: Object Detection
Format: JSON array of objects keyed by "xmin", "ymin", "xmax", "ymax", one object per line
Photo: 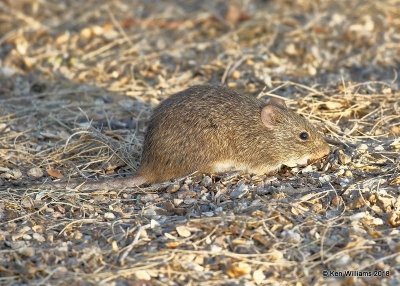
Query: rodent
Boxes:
[{"xmin": 37, "ymin": 84, "xmax": 330, "ymax": 190}]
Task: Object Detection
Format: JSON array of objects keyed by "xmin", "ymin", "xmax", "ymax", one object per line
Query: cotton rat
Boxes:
[{"xmin": 39, "ymin": 85, "xmax": 330, "ymax": 190}]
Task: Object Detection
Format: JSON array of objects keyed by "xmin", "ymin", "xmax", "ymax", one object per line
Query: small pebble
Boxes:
[
  {"xmin": 104, "ymin": 212, "xmax": 116, "ymax": 220},
  {"xmin": 21, "ymin": 196, "xmax": 33, "ymax": 208},
  {"xmin": 140, "ymin": 194, "xmax": 159, "ymax": 203},
  {"xmin": 202, "ymin": 211, "xmax": 214, "ymax": 217},
  {"xmin": 319, "ymin": 175, "xmax": 331, "ymax": 184},
  {"xmin": 257, "ymin": 185, "xmax": 278, "ymax": 195},
  {"xmin": 253, "ymin": 269, "xmax": 266, "ymax": 284},
  {"xmin": 338, "ymin": 177, "xmax": 352, "ymax": 187},
  {"xmin": 335, "ymin": 169, "xmax": 345, "ymax": 176},
  {"xmin": 111, "ymin": 240, "xmax": 119, "ymax": 252},
  {"xmin": 32, "ymin": 233, "xmax": 45, "ymax": 242},
  {"xmin": 338, "ymin": 150, "xmax": 352, "ymax": 164},
  {"xmin": 149, "ymin": 220, "xmax": 159, "ymax": 229},
  {"xmin": 344, "ymin": 170, "xmax": 353, "ymax": 177},
  {"xmin": 135, "ymin": 270, "xmax": 151, "ymax": 281},
  {"xmin": 231, "ymin": 70, "xmax": 241, "ymax": 79},
  {"xmin": 142, "ymin": 207, "xmax": 158, "ymax": 218},
  {"xmin": 17, "ymin": 247, "xmax": 35, "ymax": 257},
  {"xmin": 301, "ymin": 165, "xmax": 313, "ymax": 173},
  {"xmin": 1, "ymin": 168, "xmax": 23, "ymax": 180},
  {"xmin": 166, "ymin": 184, "xmax": 180, "ymax": 193},
  {"xmin": 279, "ymin": 183, "xmax": 296, "ymax": 194},
  {"xmin": 173, "ymin": 199, "xmax": 183, "ymax": 206},
  {"xmin": 27, "ymin": 167, "xmax": 43, "ymax": 178},
  {"xmin": 332, "ymin": 254, "xmax": 351, "ymax": 267},
  {"xmin": 118, "ymin": 99, "xmax": 135, "ymax": 110},
  {"xmin": 176, "ymin": 225, "xmax": 191, "ymax": 238},
  {"xmin": 177, "ymin": 189, "xmax": 196, "ymax": 199},
  {"xmin": 74, "ymin": 231, "xmax": 83, "ymax": 240},
  {"xmin": 178, "ymin": 184, "xmax": 190, "ymax": 193},
  {"xmin": 357, "ymin": 144, "xmax": 369, "ymax": 152},
  {"xmin": 201, "ymin": 176, "xmax": 212, "ymax": 187},
  {"xmin": 183, "ymin": 198, "xmax": 197, "ymax": 204},
  {"xmin": 350, "ymin": 212, "xmax": 367, "ymax": 221},
  {"xmin": 22, "ymin": 234, "xmax": 32, "ymax": 240},
  {"xmin": 281, "ymin": 230, "xmax": 302, "ymax": 244},
  {"xmin": 230, "ymin": 183, "xmax": 249, "ymax": 199}
]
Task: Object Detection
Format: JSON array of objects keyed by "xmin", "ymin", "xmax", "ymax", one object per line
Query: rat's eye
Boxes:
[{"xmin": 299, "ymin": 131, "xmax": 309, "ymax": 141}]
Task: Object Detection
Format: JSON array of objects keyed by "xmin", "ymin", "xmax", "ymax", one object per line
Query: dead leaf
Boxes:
[
  {"xmin": 166, "ymin": 241, "xmax": 181, "ymax": 249},
  {"xmin": 390, "ymin": 176, "xmax": 400, "ymax": 186},
  {"xmin": 253, "ymin": 269, "xmax": 266, "ymax": 285},
  {"xmin": 135, "ymin": 270, "xmax": 151, "ymax": 281},
  {"xmin": 227, "ymin": 262, "xmax": 251, "ymax": 278},
  {"xmin": 322, "ymin": 101, "xmax": 344, "ymax": 110},
  {"xmin": 390, "ymin": 126, "xmax": 400, "ymax": 136},
  {"xmin": 27, "ymin": 167, "xmax": 43, "ymax": 178},
  {"xmin": 176, "ymin": 226, "xmax": 191, "ymax": 238},
  {"xmin": 388, "ymin": 212, "xmax": 400, "ymax": 227},
  {"xmin": 46, "ymin": 167, "xmax": 64, "ymax": 179}
]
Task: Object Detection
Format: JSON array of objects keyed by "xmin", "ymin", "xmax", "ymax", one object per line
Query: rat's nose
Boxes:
[
  {"xmin": 311, "ymin": 142, "xmax": 330, "ymax": 161},
  {"xmin": 318, "ymin": 143, "xmax": 330, "ymax": 159}
]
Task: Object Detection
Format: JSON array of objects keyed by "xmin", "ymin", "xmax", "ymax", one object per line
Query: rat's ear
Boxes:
[
  {"xmin": 268, "ymin": 97, "xmax": 287, "ymax": 109},
  {"xmin": 261, "ymin": 105, "xmax": 280, "ymax": 129}
]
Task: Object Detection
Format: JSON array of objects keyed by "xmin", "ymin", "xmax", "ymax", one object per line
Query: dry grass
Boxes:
[{"xmin": 0, "ymin": 0, "xmax": 399, "ymax": 285}]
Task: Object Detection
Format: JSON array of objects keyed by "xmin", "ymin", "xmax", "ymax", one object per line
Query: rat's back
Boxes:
[{"xmin": 150, "ymin": 85, "xmax": 262, "ymax": 125}]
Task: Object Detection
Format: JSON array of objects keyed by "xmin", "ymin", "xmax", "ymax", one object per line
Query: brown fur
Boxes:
[{"xmin": 138, "ymin": 85, "xmax": 329, "ymax": 183}]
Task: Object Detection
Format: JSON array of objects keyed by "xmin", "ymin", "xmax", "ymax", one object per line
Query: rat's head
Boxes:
[{"xmin": 260, "ymin": 98, "xmax": 330, "ymax": 167}]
